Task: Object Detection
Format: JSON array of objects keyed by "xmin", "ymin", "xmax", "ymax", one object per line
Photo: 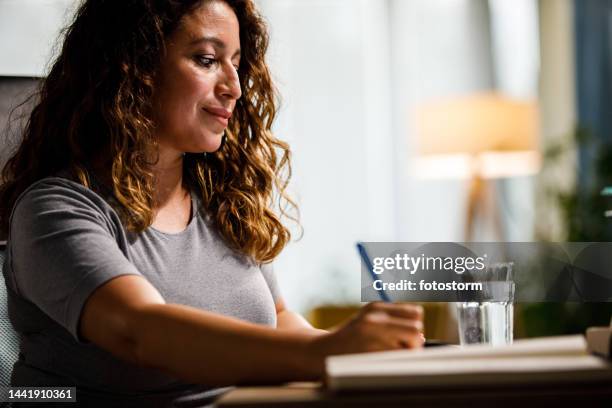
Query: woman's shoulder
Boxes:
[
  {"xmin": 16, "ymin": 174, "xmax": 105, "ymax": 206},
  {"xmin": 10, "ymin": 173, "xmax": 121, "ymax": 230}
]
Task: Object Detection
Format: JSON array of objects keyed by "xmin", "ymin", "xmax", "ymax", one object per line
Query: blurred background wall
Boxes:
[
  {"xmin": 258, "ymin": 0, "xmax": 545, "ymax": 313},
  {"xmin": 0, "ymin": 0, "xmax": 75, "ymax": 170}
]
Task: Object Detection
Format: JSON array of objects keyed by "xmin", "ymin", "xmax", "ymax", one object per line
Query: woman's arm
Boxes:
[
  {"xmin": 81, "ymin": 275, "xmax": 321, "ymax": 386},
  {"xmin": 80, "ymin": 275, "xmax": 424, "ymax": 388},
  {"xmin": 275, "ymin": 297, "xmax": 327, "ymax": 335}
]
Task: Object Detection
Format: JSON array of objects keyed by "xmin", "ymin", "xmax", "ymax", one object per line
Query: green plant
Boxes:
[{"xmin": 525, "ymin": 126, "xmax": 612, "ymax": 337}]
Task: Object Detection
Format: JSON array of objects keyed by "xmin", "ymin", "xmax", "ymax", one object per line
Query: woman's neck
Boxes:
[
  {"xmin": 152, "ymin": 150, "xmax": 188, "ymax": 208},
  {"xmin": 150, "ymin": 150, "xmax": 193, "ymax": 233}
]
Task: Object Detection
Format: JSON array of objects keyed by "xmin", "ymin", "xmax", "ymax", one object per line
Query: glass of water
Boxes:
[{"xmin": 456, "ymin": 262, "xmax": 515, "ymax": 346}]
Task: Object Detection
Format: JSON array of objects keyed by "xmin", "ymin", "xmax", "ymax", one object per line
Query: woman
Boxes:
[{"xmin": 0, "ymin": 0, "xmax": 424, "ymax": 406}]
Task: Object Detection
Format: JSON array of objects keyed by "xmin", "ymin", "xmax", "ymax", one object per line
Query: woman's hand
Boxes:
[{"xmin": 305, "ymin": 302, "xmax": 424, "ymax": 376}]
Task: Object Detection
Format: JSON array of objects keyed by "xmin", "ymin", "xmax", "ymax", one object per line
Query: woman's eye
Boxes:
[{"xmin": 195, "ymin": 55, "xmax": 217, "ymax": 68}]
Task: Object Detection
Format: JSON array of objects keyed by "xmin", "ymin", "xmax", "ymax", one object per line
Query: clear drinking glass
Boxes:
[{"xmin": 456, "ymin": 262, "xmax": 515, "ymax": 346}]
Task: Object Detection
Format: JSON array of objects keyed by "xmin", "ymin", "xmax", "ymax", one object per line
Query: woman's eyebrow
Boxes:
[{"xmin": 189, "ymin": 35, "xmax": 241, "ymax": 58}]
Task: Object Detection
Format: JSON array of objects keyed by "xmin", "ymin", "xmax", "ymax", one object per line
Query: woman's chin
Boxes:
[
  {"xmin": 188, "ymin": 132, "xmax": 224, "ymax": 153},
  {"xmin": 209, "ymin": 133, "xmax": 225, "ymax": 152}
]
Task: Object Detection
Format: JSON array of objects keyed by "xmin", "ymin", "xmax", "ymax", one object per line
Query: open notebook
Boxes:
[{"xmin": 326, "ymin": 335, "xmax": 612, "ymax": 391}]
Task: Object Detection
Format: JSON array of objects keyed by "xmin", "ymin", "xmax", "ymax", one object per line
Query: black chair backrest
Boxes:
[{"xmin": 0, "ymin": 244, "xmax": 19, "ymax": 387}]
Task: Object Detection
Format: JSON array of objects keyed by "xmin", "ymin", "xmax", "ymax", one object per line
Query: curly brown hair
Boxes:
[{"xmin": 0, "ymin": 0, "xmax": 297, "ymax": 263}]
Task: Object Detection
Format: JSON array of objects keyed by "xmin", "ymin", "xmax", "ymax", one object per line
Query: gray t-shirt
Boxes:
[{"xmin": 2, "ymin": 176, "xmax": 281, "ymax": 407}]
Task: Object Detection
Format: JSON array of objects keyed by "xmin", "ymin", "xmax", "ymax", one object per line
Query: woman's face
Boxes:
[{"xmin": 152, "ymin": 0, "xmax": 242, "ymax": 156}]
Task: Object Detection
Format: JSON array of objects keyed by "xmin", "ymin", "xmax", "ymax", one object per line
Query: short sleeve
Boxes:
[
  {"xmin": 260, "ymin": 262, "xmax": 281, "ymax": 302},
  {"xmin": 7, "ymin": 178, "xmax": 142, "ymax": 342}
]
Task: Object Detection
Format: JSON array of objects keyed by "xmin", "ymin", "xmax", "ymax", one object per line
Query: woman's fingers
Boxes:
[
  {"xmin": 358, "ymin": 305, "xmax": 425, "ymax": 350},
  {"xmin": 383, "ymin": 316, "xmax": 425, "ymax": 348},
  {"xmin": 363, "ymin": 302, "xmax": 424, "ymax": 320},
  {"xmin": 382, "ymin": 315, "xmax": 423, "ymax": 333}
]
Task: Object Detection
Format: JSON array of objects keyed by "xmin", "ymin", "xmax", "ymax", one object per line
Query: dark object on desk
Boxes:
[{"xmin": 424, "ymin": 339, "xmax": 451, "ymax": 347}]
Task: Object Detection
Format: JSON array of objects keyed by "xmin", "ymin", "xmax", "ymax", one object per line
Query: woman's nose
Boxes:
[{"xmin": 217, "ymin": 65, "xmax": 242, "ymax": 100}]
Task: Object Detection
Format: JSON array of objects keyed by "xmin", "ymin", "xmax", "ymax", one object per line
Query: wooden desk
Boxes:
[{"xmin": 215, "ymin": 381, "xmax": 612, "ymax": 407}]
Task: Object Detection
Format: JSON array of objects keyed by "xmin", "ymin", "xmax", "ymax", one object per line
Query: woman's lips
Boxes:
[{"xmin": 203, "ymin": 107, "xmax": 231, "ymax": 127}]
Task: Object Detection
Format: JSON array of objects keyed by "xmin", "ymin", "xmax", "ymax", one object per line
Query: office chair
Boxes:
[{"xmin": 0, "ymin": 244, "xmax": 20, "ymax": 388}]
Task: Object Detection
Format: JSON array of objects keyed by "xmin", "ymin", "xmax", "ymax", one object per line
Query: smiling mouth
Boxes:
[{"xmin": 203, "ymin": 108, "xmax": 231, "ymax": 126}]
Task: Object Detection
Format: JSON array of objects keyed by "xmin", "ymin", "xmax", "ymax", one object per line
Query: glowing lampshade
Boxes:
[{"xmin": 413, "ymin": 93, "xmax": 540, "ymax": 179}]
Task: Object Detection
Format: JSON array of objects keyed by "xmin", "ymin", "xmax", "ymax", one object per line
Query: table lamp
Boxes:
[{"xmin": 413, "ymin": 92, "xmax": 540, "ymax": 241}]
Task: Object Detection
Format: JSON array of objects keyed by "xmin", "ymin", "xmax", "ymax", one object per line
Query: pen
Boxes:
[
  {"xmin": 356, "ymin": 242, "xmax": 391, "ymax": 302},
  {"xmin": 356, "ymin": 242, "xmax": 451, "ymax": 348}
]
